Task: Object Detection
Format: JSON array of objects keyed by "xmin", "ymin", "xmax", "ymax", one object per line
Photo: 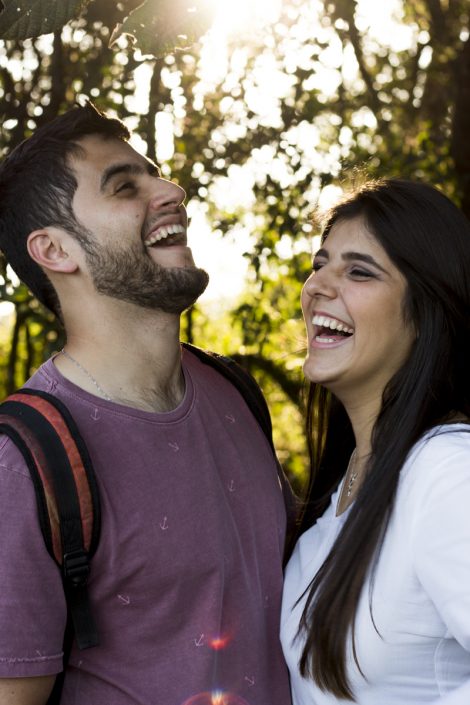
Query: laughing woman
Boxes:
[{"xmin": 281, "ymin": 179, "xmax": 470, "ymax": 705}]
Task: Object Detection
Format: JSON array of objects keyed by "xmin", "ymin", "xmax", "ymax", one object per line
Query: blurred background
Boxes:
[{"xmin": 1, "ymin": 0, "xmax": 469, "ymax": 491}]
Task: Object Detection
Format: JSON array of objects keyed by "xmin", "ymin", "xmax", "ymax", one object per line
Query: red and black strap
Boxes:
[{"xmin": 0, "ymin": 389, "xmax": 100, "ymax": 652}]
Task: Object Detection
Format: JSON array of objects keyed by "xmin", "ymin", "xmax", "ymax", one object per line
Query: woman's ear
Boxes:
[{"xmin": 27, "ymin": 228, "xmax": 79, "ymax": 274}]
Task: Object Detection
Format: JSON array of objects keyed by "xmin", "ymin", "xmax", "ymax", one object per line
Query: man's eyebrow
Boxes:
[
  {"xmin": 100, "ymin": 161, "xmax": 160, "ymax": 192},
  {"xmin": 314, "ymin": 248, "xmax": 389, "ymax": 273}
]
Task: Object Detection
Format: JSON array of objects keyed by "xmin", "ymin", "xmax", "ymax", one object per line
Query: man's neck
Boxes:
[{"xmin": 56, "ymin": 304, "xmax": 185, "ymax": 413}]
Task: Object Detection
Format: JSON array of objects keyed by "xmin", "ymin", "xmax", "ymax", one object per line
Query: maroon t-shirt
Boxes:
[{"xmin": 0, "ymin": 348, "xmax": 292, "ymax": 705}]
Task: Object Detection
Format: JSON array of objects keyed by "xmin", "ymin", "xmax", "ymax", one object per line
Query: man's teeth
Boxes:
[
  {"xmin": 145, "ymin": 223, "xmax": 185, "ymax": 246},
  {"xmin": 312, "ymin": 314, "xmax": 354, "ymax": 335}
]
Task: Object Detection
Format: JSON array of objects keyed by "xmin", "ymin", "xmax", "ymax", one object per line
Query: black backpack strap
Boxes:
[
  {"xmin": 183, "ymin": 342, "xmax": 275, "ymax": 449},
  {"xmin": 182, "ymin": 343, "xmax": 299, "ymax": 543},
  {"xmin": 45, "ymin": 617, "xmax": 75, "ymax": 705},
  {"xmin": 0, "ymin": 390, "xmax": 101, "ymax": 657}
]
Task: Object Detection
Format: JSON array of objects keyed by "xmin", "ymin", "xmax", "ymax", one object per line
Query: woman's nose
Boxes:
[{"xmin": 302, "ymin": 268, "xmax": 337, "ymax": 301}]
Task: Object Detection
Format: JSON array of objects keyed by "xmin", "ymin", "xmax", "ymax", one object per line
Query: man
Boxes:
[{"xmin": 0, "ymin": 103, "xmax": 293, "ymax": 705}]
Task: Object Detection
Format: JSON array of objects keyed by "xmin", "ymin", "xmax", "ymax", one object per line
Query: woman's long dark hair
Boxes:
[{"xmin": 296, "ymin": 178, "xmax": 470, "ymax": 698}]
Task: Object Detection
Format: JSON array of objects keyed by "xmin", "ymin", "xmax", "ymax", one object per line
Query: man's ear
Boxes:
[{"xmin": 27, "ymin": 228, "xmax": 79, "ymax": 274}]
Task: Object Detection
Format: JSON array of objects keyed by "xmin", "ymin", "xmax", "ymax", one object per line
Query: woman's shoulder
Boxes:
[
  {"xmin": 400, "ymin": 422, "xmax": 470, "ymax": 500},
  {"xmin": 411, "ymin": 421, "xmax": 470, "ymax": 459}
]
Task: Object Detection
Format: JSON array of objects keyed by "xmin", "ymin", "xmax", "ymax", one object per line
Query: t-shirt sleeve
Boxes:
[
  {"xmin": 430, "ymin": 679, "xmax": 470, "ymax": 705},
  {"xmin": 0, "ymin": 435, "xmax": 66, "ymax": 677},
  {"xmin": 410, "ymin": 431, "xmax": 470, "ymax": 699}
]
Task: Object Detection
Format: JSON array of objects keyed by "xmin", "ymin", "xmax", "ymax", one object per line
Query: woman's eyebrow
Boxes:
[
  {"xmin": 342, "ymin": 251, "xmax": 389, "ymax": 273},
  {"xmin": 314, "ymin": 247, "xmax": 389, "ymax": 274}
]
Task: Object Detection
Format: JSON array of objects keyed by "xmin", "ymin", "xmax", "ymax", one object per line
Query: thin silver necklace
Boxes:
[{"xmin": 60, "ymin": 349, "xmax": 112, "ymax": 401}]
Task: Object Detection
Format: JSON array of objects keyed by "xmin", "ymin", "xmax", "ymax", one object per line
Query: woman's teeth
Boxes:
[{"xmin": 312, "ymin": 314, "xmax": 354, "ymax": 335}]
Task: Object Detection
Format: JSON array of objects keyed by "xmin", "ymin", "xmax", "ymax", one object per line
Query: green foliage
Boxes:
[
  {"xmin": 110, "ymin": 0, "xmax": 212, "ymax": 58},
  {"xmin": 0, "ymin": 258, "xmax": 64, "ymax": 397},
  {"xmin": 0, "ymin": 0, "xmax": 469, "ymax": 486},
  {"xmin": 0, "ymin": 0, "xmax": 89, "ymax": 40},
  {"xmin": 0, "ymin": 0, "xmax": 212, "ymax": 58}
]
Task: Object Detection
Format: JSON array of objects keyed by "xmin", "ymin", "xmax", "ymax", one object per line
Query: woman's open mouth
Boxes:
[{"xmin": 312, "ymin": 313, "xmax": 354, "ymax": 346}]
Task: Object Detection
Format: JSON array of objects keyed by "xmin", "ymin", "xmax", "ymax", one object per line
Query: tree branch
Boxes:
[
  {"xmin": 230, "ymin": 353, "xmax": 304, "ymax": 410},
  {"xmin": 143, "ymin": 57, "xmax": 164, "ymax": 164},
  {"xmin": 7, "ymin": 309, "xmax": 21, "ymax": 395},
  {"xmin": 47, "ymin": 31, "xmax": 66, "ymax": 119},
  {"xmin": 451, "ymin": 34, "xmax": 470, "ymax": 217},
  {"xmin": 330, "ymin": 0, "xmax": 382, "ymax": 116},
  {"xmin": 424, "ymin": 0, "xmax": 448, "ymax": 40}
]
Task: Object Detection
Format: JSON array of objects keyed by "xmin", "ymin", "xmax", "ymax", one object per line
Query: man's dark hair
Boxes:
[{"xmin": 0, "ymin": 102, "xmax": 130, "ymax": 317}]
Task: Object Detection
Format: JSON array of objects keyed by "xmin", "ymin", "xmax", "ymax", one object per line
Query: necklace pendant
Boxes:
[{"xmin": 346, "ymin": 471, "xmax": 358, "ymax": 497}]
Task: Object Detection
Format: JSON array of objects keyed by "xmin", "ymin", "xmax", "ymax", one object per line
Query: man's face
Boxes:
[{"xmin": 68, "ymin": 135, "xmax": 208, "ymax": 313}]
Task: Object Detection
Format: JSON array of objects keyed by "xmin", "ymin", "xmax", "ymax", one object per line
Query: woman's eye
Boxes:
[
  {"xmin": 312, "ymin": 260, "xmax": 325, "ymax": 272},
  {"xmin": 349, "ymin": 267, "xmax": 374, "ymax": 279}
]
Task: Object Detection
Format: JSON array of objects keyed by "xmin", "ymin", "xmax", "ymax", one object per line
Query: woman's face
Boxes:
[{"xmin": 301, "ymin": 215, "xmax": 415, "ymax": 404}]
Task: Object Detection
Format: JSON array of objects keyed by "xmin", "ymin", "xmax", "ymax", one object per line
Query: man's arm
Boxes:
[
  {"xmin": 0, "ymin": 440, "xmax": 67, "ymax": 693},
  {"xmin": 0, "ymin": 676, "xmax": 55, "ymax": 705}
]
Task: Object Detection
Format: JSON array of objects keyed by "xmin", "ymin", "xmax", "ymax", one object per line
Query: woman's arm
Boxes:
[{"xmin": 411, "ymin": 431, "xmax": 470, "ymax": 701}]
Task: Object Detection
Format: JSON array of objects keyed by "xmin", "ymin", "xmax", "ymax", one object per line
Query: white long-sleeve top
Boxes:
[{"xmin": 281, "ymin": 425, "xmax": 470, "ymax": 705}]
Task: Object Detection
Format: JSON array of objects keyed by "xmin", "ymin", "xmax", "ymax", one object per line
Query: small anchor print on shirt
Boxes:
[
  {"xmin": 91, "ymin": 408, "xmax": 100, "ymax": 421},
  {"xmin": 168, "ymin": 441, "xmax": 179, "ymax": 452},
  {"xmin": 159, "ymin": 516, "xmax": 169, "ymax": 531},
  {"xmin": 225, "ymin": 413, "xmax": 236, "ymax": 424}
]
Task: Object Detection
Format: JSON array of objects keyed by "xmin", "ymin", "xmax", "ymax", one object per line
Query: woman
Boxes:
[{"xmin": 281, "ymin": 178, "xmax": 470, "ymax": 704}]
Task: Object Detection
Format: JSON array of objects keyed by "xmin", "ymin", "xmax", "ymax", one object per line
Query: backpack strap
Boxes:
[
  {"xmin": 0, "ymin": 389, "xmax": 100, "ymax": 653},
  {"xmin": 183, "ymin": 342, "xmax": 275, "ymax": 449},
  {"xmin": 182, "ymin": 343, "xmax": 299, "ymax": 540}
]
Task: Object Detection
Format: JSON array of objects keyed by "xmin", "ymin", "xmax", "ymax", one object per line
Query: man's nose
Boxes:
[{"xmin": 148, "ymin": 178, "xmax": 186, "ymax": 211}]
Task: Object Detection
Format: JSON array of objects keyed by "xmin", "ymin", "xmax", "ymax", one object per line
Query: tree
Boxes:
[
  {"xmin": 0, "ymin": 0, "xmax": 468, "ymax": 485},
  {"xmin": 0, "ymin": 0, "xmax": 212, "ymax": 57}
]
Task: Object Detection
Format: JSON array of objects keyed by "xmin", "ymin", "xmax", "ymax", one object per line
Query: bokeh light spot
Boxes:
[
  {"xmin": 209, "ymin": 634, "xmax": 230, "ymax": 651},
  {"xmin": 181, "ymin": 691, "xmax": 250, "ymax": 705}
]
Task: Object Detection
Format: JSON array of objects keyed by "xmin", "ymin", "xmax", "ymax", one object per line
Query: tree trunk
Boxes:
[{"xmin": 451, "ymin": 36, "xmax": 470, "ymax": 218}]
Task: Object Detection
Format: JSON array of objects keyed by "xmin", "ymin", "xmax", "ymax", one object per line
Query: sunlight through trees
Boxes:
[{"xmin": 1, "ymin": 0, "xmax": 469, "ymax": 484}]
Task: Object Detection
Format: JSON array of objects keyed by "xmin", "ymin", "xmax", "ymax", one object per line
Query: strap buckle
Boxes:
[{"xmin": 63, "ymin": 549, "xmax": 90, "ymax": 587}]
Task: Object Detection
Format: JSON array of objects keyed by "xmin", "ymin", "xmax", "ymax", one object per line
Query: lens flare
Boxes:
[
  {"xmin": 209, "ymin": 634, "xmax": 230, "ymax": 650},
  {"xmin": 181, "ymin": 692, "xmax": 250, "ymax": 705}
]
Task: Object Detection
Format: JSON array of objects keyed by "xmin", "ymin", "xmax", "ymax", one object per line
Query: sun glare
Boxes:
[
  {"xmin": 125, "ymin": 0, "xmax": 413, "ymax": 309},
  {"xmin": 206, "ymin": 0, "xmax": 282, "ymax": 35}
]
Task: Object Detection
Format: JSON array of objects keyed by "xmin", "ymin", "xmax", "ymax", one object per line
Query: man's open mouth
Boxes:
[{"xmin": 144, "ymin": 223, "xmax": 186, "ymax": 248}]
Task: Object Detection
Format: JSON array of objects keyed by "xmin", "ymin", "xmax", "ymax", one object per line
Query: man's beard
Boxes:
[{"xmin": 80, "ymin": 237, "xmax": 209, "ymax": 314}]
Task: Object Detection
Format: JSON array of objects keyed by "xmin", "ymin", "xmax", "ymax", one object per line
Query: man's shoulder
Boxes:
[
  {"xmin": 182, "ymin": 344, "xmax": 263, "ymax": 395},
  {"xmin": 21, "ymin": 357, "xmax": 59, "ymax": 394},
  {"xmin": 183, "ymin": 345, "xmax": 267, "ymax": 409},
  {"xmin": 0, "ymin": 432, "xmax": 31, "ymax": 478},
  {"xmin": 0, "ymin": 358, "xmax": 58, "ymax": 474}
]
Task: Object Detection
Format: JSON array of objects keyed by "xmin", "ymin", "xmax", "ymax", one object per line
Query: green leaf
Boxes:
[
  {"xmin": 110, "ymin": 0, "xmax": 211, "ymax": 58},
  {"xmin": 0, "ymin": 0, "xmax": 89, "ymax": 40}
]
